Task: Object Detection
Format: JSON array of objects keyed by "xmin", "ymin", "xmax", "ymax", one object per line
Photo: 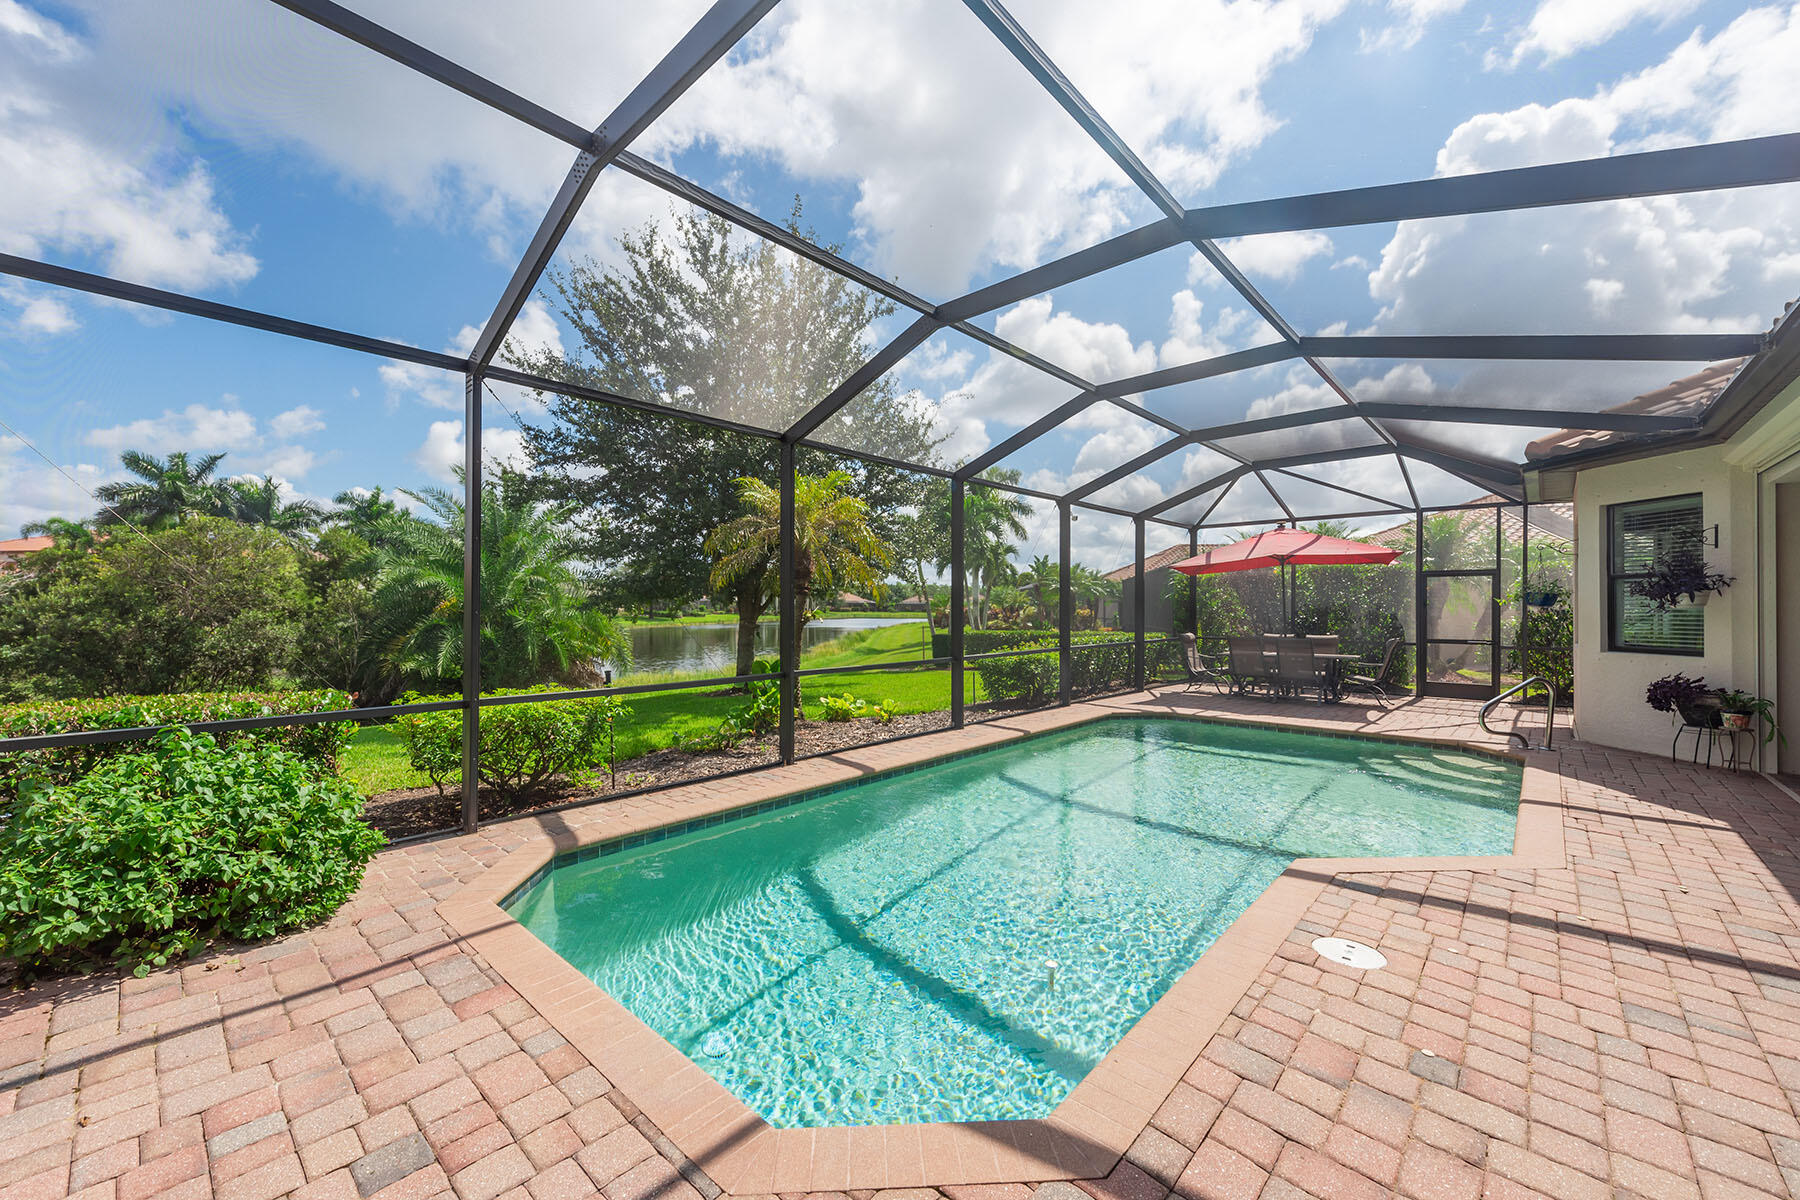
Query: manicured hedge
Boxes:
[
  {"xmin": 393, "ymin": 686, "xmax": 628, "ymax": 809},
  {"xmin": 929, "ymin": 628, "xmax": 1046, "ymax": 660},
  {"xmin": 973, "ymin": 633, "xmax": 1136, "ymax": 703},
  {"xmin": 0, "ymin": 690, "xmax": 355, "ymax": 801},
  {"xmin": 0, "ymin": 728, "xmax": 383, "ymax": 975}
]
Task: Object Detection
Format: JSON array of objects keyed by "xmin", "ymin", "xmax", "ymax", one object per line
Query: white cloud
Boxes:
[
  {"xmin": 413, "ymin": 419, "xmax": 530, "ymax": 483},
  {"xmin": 644, "ymin": 0, "xmax": 1353, "ymax": 295},
  {"xmin": 85, "ymin": 404, "xmax": 261, "ymax": 458},
  {"xmin": 1211, "ymin": 232, "xmax": 1335, "ymax": 283},
  {"xmin": 0, "ymin": 0, "xmax": 79, "ymax": 62},
  {"xmin": 965, "ymin": 296, "xmax": 1157, "ymax": 424},
  {"xmin": 1366, "ymin": 6, "xmax": 1800, "ymax": 357},
  {"xmin": 381, "ymin": 297, "xmax": 565, "ymax": 413},
  {"xmin": 0, "ymin": 433, "xmax": 110, "ymax": 536},
  {"xmin": 1158, "ymin": 292, "xmax": 1268, "ymax": 368},
  {"xmin": 1360, "ymin": 0, "xmax": 1468, "ymax": 52},
  {"xmin": 0, "ymin": 281, "xmax": 78, "ymax": 336},
  {"xmin": 77, "ymin": 400, "xmax": 329, "ymax": 497},
  {"xmin": 1497, "ymin": 0, "xmax": 1700, "ymax": 68},
  {"xmin": 268, "ymin": 406, "xmax": 326, "ymax": 440}
]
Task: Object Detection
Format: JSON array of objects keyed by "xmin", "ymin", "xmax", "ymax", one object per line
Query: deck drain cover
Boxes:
[{"xmin": 1312, "ymin": 937, "xmax": 1387, "ymax": 971}]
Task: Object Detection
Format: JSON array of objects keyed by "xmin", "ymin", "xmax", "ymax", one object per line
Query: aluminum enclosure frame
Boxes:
[{"xmin": 0, "ymin": 0, "xmax": 1785, "ymax": 837}]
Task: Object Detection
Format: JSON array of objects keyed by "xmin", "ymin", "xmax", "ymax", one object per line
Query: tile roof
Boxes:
[
  {"xmin": 0, "ymin": 536, "xmax": 54, "ymax": 555},
  {"xmin": 1365, "ymin": 495, "xmax": 1573, "ymax": 549},
  {"xmin": 1523, "ymin": 358, "xmax": 1745, "ymax": 462},
  {"xmin": 1105, "ymin": 542, "xmax": 1212, "ymax": 582}
]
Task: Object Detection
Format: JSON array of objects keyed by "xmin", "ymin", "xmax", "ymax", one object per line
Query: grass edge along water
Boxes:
[{"xmin": 507, "ymin": 717, "xmax": 1521, "ymax": 1128}]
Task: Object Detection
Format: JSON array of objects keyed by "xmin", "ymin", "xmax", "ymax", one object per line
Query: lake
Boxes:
[{"xmin": 613, "ymin": 617, "xmax": 928, "ymax": 678}]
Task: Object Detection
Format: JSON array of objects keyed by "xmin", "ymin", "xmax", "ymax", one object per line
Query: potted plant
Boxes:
[
  {"xmin": 1645, "ymin": 672, "xmax": 1718, "ymax": 728},
  {"xmin": 1715, "ymin": 690, "xmax": 1785, "ymax": 745},
  {"xmin": 1627, "ymin": 540, "xmax": 1732, "ymax": 611},
  {"xmin": 1519, "ymin": 572, "xmax": 1569, "ymax": 610}
]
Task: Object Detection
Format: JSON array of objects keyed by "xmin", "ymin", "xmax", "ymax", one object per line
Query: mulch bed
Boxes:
[{"xmin": 364, "ymin": 708, "xmax": 992, "ymax": 842}]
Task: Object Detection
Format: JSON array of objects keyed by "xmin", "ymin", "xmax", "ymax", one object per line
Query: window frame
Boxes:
[{"xmin": 1606, "ymin": 491, "xmax": 1704, "ymax": 656}]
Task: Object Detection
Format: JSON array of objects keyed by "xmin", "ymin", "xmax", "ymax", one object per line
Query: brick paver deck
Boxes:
[{"xmin": 5, "ymin": 691, "xmax": 1799, "ymax": 1200}]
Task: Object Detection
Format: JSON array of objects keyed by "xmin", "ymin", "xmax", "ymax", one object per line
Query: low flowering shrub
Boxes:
[
  {"xmin": 0, "ymin": 728, "xmax": 383, "ymax": 975},
  {"xmin": 0, "ymin": 689, "xmax": 355, "ymax": 803},
  {"xmin": 393, "ymin": 687, "xmax": 629, "ymax": 807},
  {"xmin": 818, "ymin": 693, "xmax": 898, "ymax": 723}
]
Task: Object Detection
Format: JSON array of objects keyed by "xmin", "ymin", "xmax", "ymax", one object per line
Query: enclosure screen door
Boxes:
[{"xmin": 1420, "ymin": 570, "xmax": 1500, "ymax": 698}]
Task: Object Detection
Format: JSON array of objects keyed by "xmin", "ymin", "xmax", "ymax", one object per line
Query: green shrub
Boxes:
[
  {"xmin": 0, "ymin": 690, "xmax": 355, "ymax": 803},
  {"xmin": 0, "ymin": 728, "xmax": 383, "ymax": 975},
  {"xmin": 974, "ymin": 639, "xmax": 1059, "ymax": 703},
  {"xmin": 819, "ymin": 693, "xmax": 863, "ymax": 722},
  {"xmin": 393, "ymin": 687, "xmax": 629, "ymax": 808},
  {"xmin": 974, "ymin": 633, "xmax": 1140, "ymax": 703},
  {"xmin": 1068, "ymin": 634, "xmax": 1134, "ymax": 695}
]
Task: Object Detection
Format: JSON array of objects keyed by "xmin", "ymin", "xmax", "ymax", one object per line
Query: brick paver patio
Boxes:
[{"xmin": 5, "ymin": 691, "xmax": 1800, "ymax": 1200}]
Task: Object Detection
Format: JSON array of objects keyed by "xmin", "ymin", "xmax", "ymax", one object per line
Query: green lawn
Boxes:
[
  {"xmin": 621, "ymin": 609, "xmax": 920, "ymax": 627},
  {"xmin": 340, "ymin": 618, "xmax": 967, "ymax": 796}
]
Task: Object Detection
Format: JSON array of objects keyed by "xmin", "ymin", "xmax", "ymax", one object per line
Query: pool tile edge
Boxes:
[{"xmin": 437, "ymin": 695, "xmax": 1572, "ymax": 1194}]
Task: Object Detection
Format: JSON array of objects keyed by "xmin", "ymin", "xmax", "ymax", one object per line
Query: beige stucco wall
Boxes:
[
  {"xmin": 1571, "ymin": 445, "xmax": 1758, "ymax": 758},
  {"xmin": 1567, "ymin": 374, "xmax": 1800, "ymax": 769}
]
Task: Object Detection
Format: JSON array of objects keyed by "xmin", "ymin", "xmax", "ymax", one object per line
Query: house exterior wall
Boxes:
[
  {"xmin": 1778, "ymin": 483, "xmax": 1800, "ymax": 775},
  {"xmin": 1568, "ymin": 375, "xmax": 1800, "ymax": 769}
]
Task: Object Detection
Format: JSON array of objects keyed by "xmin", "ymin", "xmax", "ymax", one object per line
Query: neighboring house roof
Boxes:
[
  {"xmin": 0, "ymin": 536, "xmax": 54, "ymax": 556},
  {"xmin": 1365, "ymin": 494, "xmax": 1573, "ymax": 550},
  {"xmin": 1105, "ymin": 543, "xmax": 1214, "ymax": 582},
  {"xmin": 1525, "ymin": 299, "xmax": 1800, "ymax": 472},
  {"xmin": 1523, "ymin": 359, "xmax": 1745, "ymax": 462},
  {"xmin": 836, "ymin": 591, "xmax": 871, "ymax": 605}
]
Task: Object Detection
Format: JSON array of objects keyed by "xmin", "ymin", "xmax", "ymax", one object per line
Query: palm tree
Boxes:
[
  {"xmin": 707, "ymin": 470, "xmax": 893, "ymax": 665},
  {"xmin": 328, "ymin": 486, "xmax": 400, "ymax": 535},
  {"xmin": 92, "ymin": 450, "xmax": 232, "ymax": 528},
  {"xmin": 228, "ymin": 475, "xmax": 326, "ymax": 540},
  {"xmin": 371, "ymin": 477, "xmax": 630, "ymax": 689},
  {"xmin": 1068, "ymin": 564, "xmax": 1116, "ymax": 629},
  {"xmin": 924, "ymin": 469, "xmax": 1031, "ymax": 630},
  {"xmin": 1020, "ymin": 553, "xmax": 1060, "ymax": 628}
]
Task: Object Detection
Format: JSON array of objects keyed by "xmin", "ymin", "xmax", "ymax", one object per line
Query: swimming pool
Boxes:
[{"xmin": 506, "ymin": 717, "xmax": 1519, "ymax": 1128}]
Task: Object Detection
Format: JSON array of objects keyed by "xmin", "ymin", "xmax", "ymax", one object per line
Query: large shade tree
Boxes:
[
  {"xmin": 705, "ymin": 470, "xmax": 892, "ymax": 668},
  {"xmin": 512, "ymin": 203, "xmax": 941, "ymax": 674}
]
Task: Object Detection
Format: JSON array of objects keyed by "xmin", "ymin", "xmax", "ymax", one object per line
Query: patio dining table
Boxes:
[{"xmin": 1258, "ymin": 647, "xmax": 1362, "ymax": 701}]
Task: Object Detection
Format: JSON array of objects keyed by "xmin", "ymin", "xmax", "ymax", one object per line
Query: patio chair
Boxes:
[
  {"xmin": 1227, "ymin": 636, "xmax": 1275, "ymax": 696},
  {"xmin": 1305, "ymin": 635, "xmax": 1339, "ymax": 655},
  {"xmin": 1341, "ymin": 638, "xmax": 1405, "ymax": 704},
  {"xmin": 1172, "ymin": 634, "xmax": 1226, "ymax": 694},
  {"xmin": 1274, "ymin": 639, "xmax": 1325, "ymax": 703}
]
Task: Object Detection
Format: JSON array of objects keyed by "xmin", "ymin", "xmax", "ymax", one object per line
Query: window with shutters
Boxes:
[{"xmin": 1608, "ymin": 493, "xmax": 1705, "ymax": 655}]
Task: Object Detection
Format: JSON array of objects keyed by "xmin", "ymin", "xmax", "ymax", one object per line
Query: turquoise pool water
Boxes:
[{"xmin": 507, "ymin": 717, "xmax": 1519, "ymax": 1128}]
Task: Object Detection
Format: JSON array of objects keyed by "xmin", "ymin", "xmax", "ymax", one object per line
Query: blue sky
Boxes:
[{"xmin": 2, "ymin": 0, "xmax": 1797, "ymax": 568}]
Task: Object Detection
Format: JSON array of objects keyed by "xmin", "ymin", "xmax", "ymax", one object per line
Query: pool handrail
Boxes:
[{"xmin": 1480, "ymin": 676, "xmax": 1558, "ymax": 750}]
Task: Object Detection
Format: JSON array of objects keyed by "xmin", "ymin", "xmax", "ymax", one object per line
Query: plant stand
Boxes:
[{"xmin": 1672, "ymin": 722, "xmax": 1752, "ymax": 770}]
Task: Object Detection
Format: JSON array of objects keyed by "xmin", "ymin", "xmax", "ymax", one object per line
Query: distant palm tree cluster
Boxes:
[{"xmin": 34, "ymin": 449, "xmax": 390, "ymax": 543}]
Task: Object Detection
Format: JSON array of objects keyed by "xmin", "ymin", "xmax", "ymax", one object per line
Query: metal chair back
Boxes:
[
  {"xmin": 1228, "ymin": 636, "xmax": 1268, "ymax": 681},
  {"xmin": 1276, "ymin": 641, "xmax": 1318, "ymax": 697}
]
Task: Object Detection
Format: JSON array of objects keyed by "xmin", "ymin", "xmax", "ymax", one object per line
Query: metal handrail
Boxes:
[{"xmin": 1479, "ymin": 676, "xmax": 1558, "ymax": 750}]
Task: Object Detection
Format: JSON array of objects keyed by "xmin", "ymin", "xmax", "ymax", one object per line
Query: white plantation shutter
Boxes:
[{"xmin": 1608, "ymin": 494, "xmax": 1704, "ymax": 654}]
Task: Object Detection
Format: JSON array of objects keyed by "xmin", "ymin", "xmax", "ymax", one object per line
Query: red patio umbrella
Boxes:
[{"xmin": 1172, "ymin": 526, "xmax": 1401, "ymax": 633}]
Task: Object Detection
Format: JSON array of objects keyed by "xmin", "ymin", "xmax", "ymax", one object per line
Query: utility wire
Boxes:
[{"xmin": 0, "ymin": 413, "xmax": 207, "ymax": 586}]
